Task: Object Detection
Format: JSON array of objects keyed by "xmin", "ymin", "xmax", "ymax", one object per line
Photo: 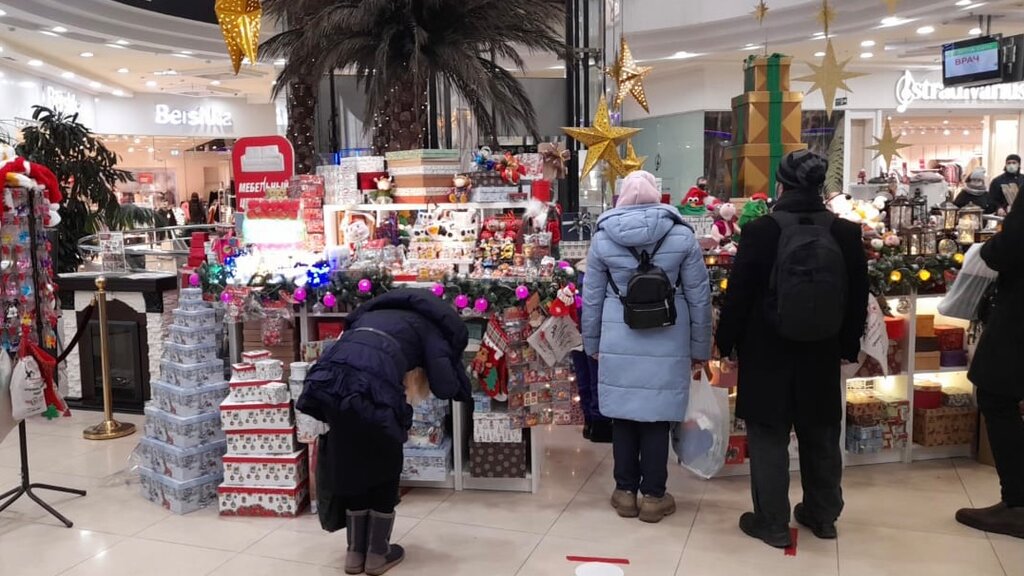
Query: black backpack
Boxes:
[
  {"xmin": 765, "ymin": 212, "xmax": 847, "ymax": 341},
  {"xmin": 608, "ymin": 236, "xmax": 679, "ymax": 330}
]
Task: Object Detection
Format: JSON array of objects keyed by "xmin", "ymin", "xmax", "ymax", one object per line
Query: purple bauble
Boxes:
[
  {"xmin": 558, "ymin": 260, "xmax": 571, "ymax": 270},
  {"xmin": 357, "ymin": 278, "xmax": 372, "ymax": 293},
  {"xmin": 515, "ymin": 285, "xmax": 530, "ymax": 300},
  {"xmin": 432, "ymin": 283, "xmax": 445, "ymax": 297},
  {"xmin": 188, "ymin": 273, "xmax": 200, "ymax": 287},
  {"xmin": 454, "ymin": 294, "xmax": 470, "ymax": 309},
  {"xmin": 575, "ymin": 294, "xmax": 583, "ymax": 309},
  {"xmin": 323, "ymin": 292, "xmax": 337, "ymax": 308},
  {"xmin": 293, "ymin": 287, "xmax": 307, "ymax": 302},
  {"xmin": 220, "ymin": 291, "xmax": 232, "ymax": 303},
  {"xmin": 474, "ymin": 298, "xmax": 489, "ymax": 313}
]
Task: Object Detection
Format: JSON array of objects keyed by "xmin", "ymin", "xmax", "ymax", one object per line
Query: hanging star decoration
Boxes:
[
  {"xmin": 215, "ymin": 0, "xmax": 262, "ymax": 75},
  {"xmin": 752, "ymin": 0, "xmax": 770, "ymax": 25},
  {"xmin": 882, "ymin": 0, "xmax": 901, "ymax": 13},
  {"xmin": 794, "ymin": 39, "xmax": 866, "ymax": 119},
  {"xmin": 562, "ymin": 95, "xmax": 641, "ymax": 178},
  {"xmin": 816, "ymin": 0, "xmax": 837, "ymax": 35},
  {"xmin": 622, "ymin": 140, "xmax": 647, "ymax": 175},
  {"xmin": 866, "ymin": 118, "xmax": 912, "ymax": 171},
  {"xmin": 605, "ymin": 37, "xmax": 653, "ymax": 113}
]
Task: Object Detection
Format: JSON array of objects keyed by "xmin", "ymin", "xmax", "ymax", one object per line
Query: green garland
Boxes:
[
  {"xmin": 865, "ymin": 245, "xmax": 962, "ymax": 296},
  {"xmin": 437, "ymin": 266, "xmax": 575, "ymax": 311}
]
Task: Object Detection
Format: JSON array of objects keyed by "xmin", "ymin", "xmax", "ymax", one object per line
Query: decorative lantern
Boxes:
[
  {"xmin": 957, "ymin": 204, "xmax": 984, "ymax": 245},
  {"xmin": 921, "ymin": 227, "xmax": 938, "ymax": 255},
  {"xmin": 902, "ymin": 226, "xmax": 923, "ymax": 256},
  {"xmin": 937, "ymin": 198, "xmax": 960, "ymax": 232},
  {"xmin": 911, "ymin": 188, "xmax": 929, "ymax": 225},
  {"xmin": 888, "ymin": 194, "xmax": 913, "ymax": 233}
]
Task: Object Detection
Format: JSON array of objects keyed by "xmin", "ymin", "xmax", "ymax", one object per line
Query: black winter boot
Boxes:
[
  {"xmin": 345, "ymin": 510, "xmax": 369, "ymax": 574},
  {"xmin": 365, "ymin": 511, "xmax": 405, "ymax": 575}
]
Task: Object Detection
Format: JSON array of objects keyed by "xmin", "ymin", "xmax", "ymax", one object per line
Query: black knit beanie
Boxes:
[
  {"xmin": 1007, "ymin": 154, "xmax": 1021, "ymax": 164},
  {"xmin": 776, "ymin": 150, "xmax": 828, "ymax": 193}
]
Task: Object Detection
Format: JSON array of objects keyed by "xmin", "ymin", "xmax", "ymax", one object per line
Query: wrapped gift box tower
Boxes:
[
  {"xmin": 385, "ymin": 149, "xmax": 461, "ymax": 204},
  {"xmin": 217, "ymin": 353, "xmax": 309, "ymax": 517},
  {"xmin": 724, "ymin": 55, "xmax": 807, "ymax": 198},
  {"xmin": 138, "ymin": 288, "xmax": 228, "ymax": 515}
]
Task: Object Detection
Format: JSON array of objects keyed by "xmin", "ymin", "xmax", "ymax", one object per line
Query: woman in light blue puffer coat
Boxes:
[{"xmin": 583, "ymin": 170, "xmax": 712, "ymax": 523}]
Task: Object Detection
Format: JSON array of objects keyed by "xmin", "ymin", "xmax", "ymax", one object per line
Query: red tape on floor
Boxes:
[
  {"xmin": 566, "ymin": 556, "xmax": 631, "ymax": 565},
  {"xmin": 399, "ymin": 487, "xmax": 412, "ymax": 497},
  {"xmin": 784, "ymin": 527, "xmax": 799, "ymax": 556}
]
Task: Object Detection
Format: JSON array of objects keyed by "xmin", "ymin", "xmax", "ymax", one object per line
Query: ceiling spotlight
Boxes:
[
  {"xmin": 105, "ymin": 43, "xmax": 126, "ymax": 49},
  {"xmin": 52, "ymin": 26, "xmax": 67, "ymax": 33},
  {"xmin": 210, "ymin": 80, "xmax": 221, "ymax": 86},
  {"xmin": 180, "ymin": 50, "xmax": 193, "ymax": 55},
  {"xmin": 943, "ymin": 129, "xmax": 951, "ymax": 136},
  {"xmin": 39, "ymin": 31, "xmax": 59, "ymax": 37},
  {"xmin": 115, "ymin": 39, "xmax": 130, "ymax": 46},
  {"xmin": 0, "ymin": 9, "xmax": 7, "ymax": 17},
  {"xmin": 860, "ymin": 52, "xmax": 874, "ymax": 59},
  {"xmin": 917, "ymin": 25, "xmax": 935, "ymax": 35},
  {"xmin": 112, "ymin": 89, "xmax": 124, "ymax": 97},
  {"xmin": 963, "ymin": 129, "xmax": 971, "ymax": 135},
  {"xmin": 89, "ymin": 81, "xmax": 101, "ymax": 89},
  {"xmin": 969, "ymin": 27, "xmax": 983, "ymax": 35},
  {"xmin": 134, "ymin": 137, "xmax": 141, "ymax": 144},
  {"xmin": 147, "ymin": 147, "xmax": 155, "ymax": 153},
  {"xmin": 127, "ymin": 147, "xmax": 134, "ymax": 153},
  {"xmin": 61, "ymin": 71, "xmax": 75, "ymax": 79},
  {"xmin": 145, "ymin": 80, "xmax": 158, "ymax": 87},
  {"xmin": 117, "ymin": 67, "xmax": 129, "ymax": 74},
  {"xmin": 814, "ymin": 51, "xmax": 826, "ymax": 57},
  {"xmin": 880, "ymin": 16, "xmax": 912, "ymax": 27},
  {"xmin": 667, "ymin": 51, "xmax": 700, "ymax": 60},
  {"xmin": 80, "ymin": 52, "xmax": 94, "ymax": 58},
  {"xmin": 861, "ymin": 40, "xmax": 876, "ymax": 47},
  {"xmin": 955, "ymin": 0, "xmax": 972, "ymax": 5},
  {"xmin": 171, "ymin": 53, "xmax": 193, "ymax": 59},
  {"xmin": 943, "ymin": 119, "xmax": 949, "ymax": 124},
  {"xmin": 27, "ymin": 59, "xmax": 43, "ymax": 67},
  {"xmin": 273, "ymin": 58, "xmax": 287, "ymax": 66}
]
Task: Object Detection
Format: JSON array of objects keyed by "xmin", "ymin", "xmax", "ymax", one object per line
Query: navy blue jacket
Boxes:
[{"xmin": 296, "ymin": 289, "xmax": 472, "ymax": 443}]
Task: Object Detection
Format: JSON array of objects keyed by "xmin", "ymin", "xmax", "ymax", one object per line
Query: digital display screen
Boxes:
[{"xmin": 943, "ymin": 36, "xmax": 1003, "ymax": 88}]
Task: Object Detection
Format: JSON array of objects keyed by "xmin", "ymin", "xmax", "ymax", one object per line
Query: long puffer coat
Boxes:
[{"xmin": 582, "ymin": 204, "xmax": 713, "ymax": 423}]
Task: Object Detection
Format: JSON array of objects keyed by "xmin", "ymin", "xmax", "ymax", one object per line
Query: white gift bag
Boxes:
[
  {"xmin": 10, "ymin": 356, "xmax": 45, "ymax": 421},
  {"xmin": 0, "ymin": 352, "xmax": 16, "ymax": 443},
  {"xmin": 938, "ymin": 244, "xmax": 998, "ymax": 320}
]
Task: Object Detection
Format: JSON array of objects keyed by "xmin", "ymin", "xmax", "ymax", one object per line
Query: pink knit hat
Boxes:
[{"xmin": 616, "ymin": 170, "xmax": 660, "ymax": 207}]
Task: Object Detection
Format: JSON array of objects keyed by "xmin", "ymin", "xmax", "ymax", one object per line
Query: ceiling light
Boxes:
[
  {"xmin": 117, "ymin": 67, "xmax": 129, "ymax": 74},
  {"xmin": 273, "ymin": 58, "xmax": 287, "ymax": 66},
  {"xmin": 963, "ymin": 129, "xmax": 971, "ymax": 135},
  {"xmin": 61, "ymin": 71, "xmax": 75, "ymax": 79},
  {"xmin": 880, "ymin": 16, "xmax": 912, "ymax": 27},
  {"xmin": 955, "ymin": 0, "xmax": 972, "ymax": 5},
  {"xmin": 39, "ymin": 31, "xmax": 59, "ymax": 37},
  {"xmin": 171, "ymin": 53, "xmax": 193, "ymax": 59},
  {"xmin": 943, "ymin": 119, "xmax": 949, "ymax": 124},
  {"xmin": 861, "ymin": 40, "xmax": 876, "ymax": 47},
  {"xmin": 112, "ymin": 89, "xmax": 124, "ymax": 97},
  {"xmin": 105, "ymin": 43, "xmax": 126, "ymax": 50},
  {"xmin": 210, "ymin": 80, "xmax": 221, "ymax": 86},
  {"xmin": 80, "ymin": 52, "xmax": 94, "ymax": 58},
  {"xmin": 860, "ymin": 52, "xmax": 874, "ymax": 59},
  {"xmin": 127, "ymin": 147, "xmax": 134, "ymax": 153},
  {"xmin": 133, "ymin": 137, "xmax": 141, "ymax": 144},
  {"xmin": 814, "ymin": 51, "xmax": 826, "ymax": 57},
  {"xmin": 145, "ymin": 80, "xmax": 157, "ymax": 87},
  {"xmin": 969, "ymin": 27, "xmax": 983, "ymax": 35},
  {"xmin": 917, "ymin": 26, "xmax": 935, "ymax": 35},
  {"xmin": 27, "ymin": 59, "xmax": 43, "ymax": 67},
  {"xmin": 147, "ymin": 147, "xmax": 155, "ymax": 153},
  {"xmin": 0, "ymin": 9, "xmax": 7, "ymax": 17},
  {"xmin": 943, "ymin": 129, "xmax": 951, "ymax": 136},
  {"xmin": 52, "ymin": 26, "xmax": 67, "ymax": 33},
  {"xmin": 89, "ymin": 81, "xmax": 101, "ymax": 89},
  {"xmin": 667, "ymin": 51, "xmax": 700, "ymax": 60},
  {"xmin": 180, "ymin": 50, "xmax": 193, "ymax": 55},
  {"xmin": 115, "ymin": 39, "xmax": 130, "ymax": 46}
]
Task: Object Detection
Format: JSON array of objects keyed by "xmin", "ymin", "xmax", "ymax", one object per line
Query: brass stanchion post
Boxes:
[{"xmin": 84, "ymin": 277, "xmax": 136, "ymax": 441}]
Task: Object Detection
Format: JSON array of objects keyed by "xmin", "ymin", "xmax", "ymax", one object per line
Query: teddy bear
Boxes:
[{"xmin": 450, "ymin": 174, "xmax": 472, "ymax": 203}]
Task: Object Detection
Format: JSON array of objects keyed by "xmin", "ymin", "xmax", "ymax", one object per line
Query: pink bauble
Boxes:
[
  {"xmin": 558, "ymin": 260, "xmax": 571, "ymax": 270},
  {"xmin": 323, "ymin": 293, "xmax": 337, "ymax": 308},
  {"xmin": 474, "ymin": 298, "xmax": 489, "ymax": 313},
  {"xmin": 575, "ymin": 294, "xmax": 583, "ymax": 309},
  {"xmin": 567, "ymin": 282, "xmax": 577, "ymax": 292},
  {"xmin": 188, "ymin": 273, "xmax": 200, "ymax": 287},
  {"xmin": 220, "ymin": 291, "xmax": 232, "ymax": 303},
  {"xmin": 515, "ymin": 285, "xmax": 530, "ymax": 300},
  {"xmin": 357, "ymin": 279, "xmax": 372, "ymax": 293},
  {"xmin": 293, "ymin": 287, "xmax": 307, "ymax": 302},
  {"xmin": 432, "ymin": 283, "xmax": 445, "ymax": 297},
  {"xmin": 454, "ymin": 294, "xmax": 470, "ymax": 309}
]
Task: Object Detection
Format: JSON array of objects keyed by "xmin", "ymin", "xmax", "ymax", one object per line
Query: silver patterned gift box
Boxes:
[
  {"xmin": 139, "ymin": 466, "xmax": 222, "ymax": 515},
  {"xmin": 150, "ymin": 380, "xmax": 229, "ymax": 417},
  {"xmin": 144, "ymin": 404, "xmax": 225, "ymax": 448},
  {"xmin": 138, "ymin": 437, "xmax": 227, "ymax": 481}
]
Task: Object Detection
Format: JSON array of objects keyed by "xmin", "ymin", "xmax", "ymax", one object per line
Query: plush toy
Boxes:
[
  {"xmin": 678, "ymin": 188, "xmax": 709, "ymax": 216},
  {"xmin": 737, "ymin": 197, "xmax": 768, "ymax": 232},
  {"xmin": 0, "ymin": 146, "xmax": 63, "ymax": 226},
  {"xmin": 372, "ymin": 176, "xmax": 394, "ymax": 204},
  {"xmin": 449, "ymin": 174, "xmax": 472, "ymax": 203},
  {"xmin": 711, "ymin": 202, "xmax": 739, "ymax": 245}
]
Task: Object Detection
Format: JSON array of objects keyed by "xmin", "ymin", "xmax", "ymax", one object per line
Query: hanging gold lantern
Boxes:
[{"xmin": 215, "ymin": 0, "xmax": 262, "ymax": 75}]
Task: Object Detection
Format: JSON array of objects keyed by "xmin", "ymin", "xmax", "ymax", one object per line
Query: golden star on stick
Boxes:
[
  {"xmin": 752, "ymin": 0, "xmax": 770, "ymax": 25},
  {"xmin": 622, "ymin": 140, "xmax": 647, "ymax": 175},
  {"xmin": 866, "ymin": 118, "xmax": 912, "ymax": 170},
  {"xmin": 562, "ymin": 95, "xmax": 641, "ymax": 178},
  {"xmin": 794, "ymin": 39, "xmax": 866, "ymax": 119},
  {"xmin": 215, "ymin": 0, "xmax": 262, "ymax": 75},
  {"xmin": 605, "ymin": 37, "xmax": 653, "ymax": 113}
]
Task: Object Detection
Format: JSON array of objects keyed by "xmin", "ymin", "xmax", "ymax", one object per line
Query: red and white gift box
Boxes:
[
  {"xmin": 222, "ymin": 449, "xmax": 308, "ymax": 487},
  {"xmin": 242, "ymin": 350, "xmax": 272, "ymax": 363},
  {"xmin": 225, "ymin": 428, "xmax": 300, "ymax": 455},
  {"xmin": 228, "ymin": 379, "xmax": 275, "ymax": 403},
  {"xmin": 220, "ymin": 399, "xmax": 294, "ymax": 430},
  {"xmin": 217, "ymin": 480, "xmax": 309, "ymax": 517}
]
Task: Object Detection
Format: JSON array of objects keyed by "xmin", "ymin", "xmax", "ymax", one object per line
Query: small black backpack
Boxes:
[
  {"xmin": 608, "ymin": 236, "xmax": 678, "ymax": 330},
  {"xmin": 765, "ymin": 211, "xmax": 847, "ymax": 341}
]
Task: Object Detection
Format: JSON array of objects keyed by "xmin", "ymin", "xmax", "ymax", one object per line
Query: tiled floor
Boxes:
[{"xmin": 1, "ymin": 413, "xmax": 1022, "ymax": 576}]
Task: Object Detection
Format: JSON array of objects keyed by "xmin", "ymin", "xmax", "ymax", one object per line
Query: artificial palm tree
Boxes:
[{"xmin": 261, "ymin": 0, "xmax": 564, "ymax": 153}]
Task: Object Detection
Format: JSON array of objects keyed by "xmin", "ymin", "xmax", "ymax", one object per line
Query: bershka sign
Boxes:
[
  {"xmin": 895, "ymin": 70, "xmax": 1024, "ymax": 111},
  {"xmin": 154, "ymin": 104, "xmax": 233, "ymax": 127},
  {"xmin": 231, "ymin": 136, "xmax": 295, "ymax": 210}
]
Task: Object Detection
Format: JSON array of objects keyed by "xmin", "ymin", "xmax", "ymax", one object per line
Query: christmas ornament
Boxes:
[
  {"xmin": 215, "ymin": 0, "xmax": 262, "ymax": 75},
  {"xmin": 221, "ymin": 291, "xmax": 232, "ymax": 303},
  {"xmin": 918, "ymin": 269, "xmax": 931, "ymax": 282},
  {"xmin": 953, "ymin": 253, "xmax": 964, "ymax": 265},
  {"xmin": 538, "ymin": 141, "xmax": 571, "ymax": 181},
  {"xmin": 455, "ymin": 294, "xmax": 470, "ymax": 309},
  {"xmin": 562, "ymin": 96, "xmax": 641, "ymax": 179},
  {"xmin": 752, "ymin": 0, "xmax": 770, "ymax": 25},
  {"xmin": 890, "ymin": 270, "xmax": 903, "ymax": 283},
  {"xmin": 606, "ymin": 37, "xmax": 653, "ymax": 113},
  {"xmin": 432, "ymin": 283, "xmax": 445, "ymax": 297},
  {"xmin": 474, "ymin": 298, "xmax": 489, "ymax": 313},
  {"xmin": 323, "ymin": 292, "xmax": 337, "ymax": 308},
  {"xmin": 794, "ymin": 39, "xmax": 866, "ymax": 119},
  {"xmin": 621, "ymin": 139, "xmax": 647, "ymax": 175},
  {"xmin": 189, "ymin": 273, "xmax": 201, "ymax": 287},
  {"xmin": 293, "ymin": 287, "xmax": 307, "ymax": 302},
  {"xmin": 357, "ymin": 278, "xmax": 372, "ymax": 293},
  {"xmin": 515, "ymin": 285, "xmax": 530, "ymax": 300},
  {"xmin": 866, "ymin": 118, "xmax": 912, "ymax": 171}
]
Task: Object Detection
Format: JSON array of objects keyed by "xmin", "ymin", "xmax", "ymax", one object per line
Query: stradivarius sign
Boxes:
[{"xmin": 895, "ymin": 70, "xmax": 1024, "ymax": 111}]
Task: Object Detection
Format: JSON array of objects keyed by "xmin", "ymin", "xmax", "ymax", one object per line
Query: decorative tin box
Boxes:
[
  {"xmin": 228, "ymin": 379, "xmax": 275, "ymax": 403},
  {"xmin": 217, "ymin": 480, "xmax": 309, "ymax": 517},
  {"xmin": 168, "ymin": 324, "xmax": 220, "ymax": 346},
  {"xmin": 172, "ymin": 307, "xmax": 218, "ymax": 329},
  {"xmin": 144, "ymin": 404, "xmax": 224, "ymax": 448},
  {"xmin": 222, "ymin": 449, "xmax": 308, "ymax": 487},
  {"xmin": 138, "ymin": 466, "xmax": 221, "ymax": 515},
  {"xmin": 219, "ymin": 399, "xmax": 294, "ymax": 431},
  {"xmin": 160, "ymin": 359, "xmax": 225, "ymax": 388},
  {"xmin": 161, "ymin": 342, "xmax": 219, "ymax": 364},
  {"xmin": 150, "ymin": 380, "xmax": 229, "ymax": 417},
  {"xmin": 138, "ymin": 437, "xmax": 227, "ymax": 481},
  {"xmin": 225, "ymin": 427, "xmax": 300, "ymax": 455},
  {"xmin": 401, "ymin": 438, "xmax": 452, "ymax": 482}
]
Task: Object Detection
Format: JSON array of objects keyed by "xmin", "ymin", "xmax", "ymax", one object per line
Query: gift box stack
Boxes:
[
  {"xmin": 291, "ymin": 175, "xmax": 326, "ymax": 252},
  {"xmin": 934, "ymin": 324, "xmax": 968, "ymax": 368},
  {"xmin": 471, "ymin": 169, "xmax": 521, "ymax": 203},
  {"xmin": 913, "ymin": 404, "xmax": 978, "ymax": 447},
  {"xmin": 846, "ymin": 390, "xmax": 910, "ymax": 454},
  {"xmin": 243, "ymin": 318, "xmax": 295, "ymax": 381},
  {"xmin": 384, "ymin": 149, "xmax": 459, "ymax": 204},
  {"xmin": 217, "ymin": 351, "xmax": 309, "ymax": 517},
  {"xmin": 317, "ymin": 165, "xmax": 358, "ymax": 205},
  {"xmin": 138, "ymin": 287, "xmax": 227, "ymax": 515},
  {"xmin": 914, "ymin": 315, "xmax": 942, "ymax": 371},
  {"xmin": 346, "ymin": 155, "xmax": 387, "ymax": 203},
  {"xmin": 402, "ymin": 394, "xmax": 453, "ymax": 482}
]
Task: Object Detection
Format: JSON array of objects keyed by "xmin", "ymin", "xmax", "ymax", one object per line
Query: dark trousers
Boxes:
[
  {"xmin": 746, "ymin": 419, "xmax": 844, "ymax": 528},
  {"xmin": 346, "ymin": 474, "xmax": 401, "ymax": 514},
  {"xmin": 978, "ymin": 388, "xmax": 1024, "ymax": 507},
  {"xmin": 613, "ymin": 419, "xmax": 670, "ymax": 498}
]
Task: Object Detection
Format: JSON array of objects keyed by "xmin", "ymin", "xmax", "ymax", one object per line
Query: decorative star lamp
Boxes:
[
  {"xmin": 562, "ymin": 96, "xmax": 641, "ymax": 179},
  {"xmin": 215, "ymin": 0, "xmax": 262, "ymax": 75},
  {"xmin": 605, "ymin": 37, "xmax": 653, "ymax": 113}
]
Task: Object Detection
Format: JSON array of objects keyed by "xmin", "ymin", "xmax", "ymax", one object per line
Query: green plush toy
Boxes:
[{"xmin": 736, "ymin": 199, "xmax": 769, "ymax": 242}]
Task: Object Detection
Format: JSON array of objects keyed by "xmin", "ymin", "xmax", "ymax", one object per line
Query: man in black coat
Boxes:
[
  {"xmin": 716, "ymin": 150, "xmax": 869, "ymax": 548},
  {"xmin": 297, "ymin": 288, "xmax": 471, "ymax": 575},
  {"xmin": 989, "ymin": 154, "xmax": 1024, "ymax": 213},
  {"xmin": 957, "ymin": 192, "xmax": 1024, "ymax": 539}
]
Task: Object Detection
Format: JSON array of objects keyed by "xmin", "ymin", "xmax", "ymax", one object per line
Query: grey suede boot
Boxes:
[
  {"xmin": 365, "ymin": 511, "xmax": 405, "ymax": 576},
  {"xmin": 346, "ymin": 510, "xmax": 369, "ymax": 575}
]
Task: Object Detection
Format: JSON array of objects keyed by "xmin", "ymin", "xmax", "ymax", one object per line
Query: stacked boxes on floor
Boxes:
[
  {"xmin": 138, "ymin": 287, "xmax": 227, "ymax": 514},
  {"xmin": 402, "ymin": 395, "xmax": 452, "ymax": 482},
  {"xmin": 846, "ymin": 390, "xmax": 910, "ymax": 454},
  {"xmin": 217, "ymin": 352, "xmax": 309, "ymax": 517}
]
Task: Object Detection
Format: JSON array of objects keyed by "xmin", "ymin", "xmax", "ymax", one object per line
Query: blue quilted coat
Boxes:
[{"xmin": 582, "ymin": 204, "xmax": 712, "ymax": 423}]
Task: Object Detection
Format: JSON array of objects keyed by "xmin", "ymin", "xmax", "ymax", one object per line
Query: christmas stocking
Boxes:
[{"xmin": 471, "ymin": 316, "xmax": 511, "ymax": 399}]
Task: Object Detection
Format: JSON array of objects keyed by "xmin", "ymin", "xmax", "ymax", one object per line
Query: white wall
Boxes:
[{"xmin": 0, "ymin": 65, "xmax": 96, "ymax": 130}]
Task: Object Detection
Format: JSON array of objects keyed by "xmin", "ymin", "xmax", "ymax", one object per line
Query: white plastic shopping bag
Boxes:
[
  {"xmin": 10, "ymin": 356, "xmax": 45, "ymax": 421},
  {"xmin": 672, "ymin": 371, "xmax": 730, "ymax": 479},
  {"xmin": 938, "ymin": 243, "xmax": 998, "ymax": 320}
]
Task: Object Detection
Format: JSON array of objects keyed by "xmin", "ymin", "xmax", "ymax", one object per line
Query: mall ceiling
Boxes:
[{"xmin": 0, "ymin": 0, "xmax": 1022, "ymax": 102}]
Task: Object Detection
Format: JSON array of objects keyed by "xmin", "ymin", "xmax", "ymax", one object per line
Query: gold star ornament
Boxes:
[
  {"xmin": 622, "ymin": 140, "xmax": 647, "ymax": 175},
  {"xmin": 752, "ymin": 0, "xmax": 770, "ymax": 25},
  {"xmin": 605, "ymin": 37, "xmax": 653, "ymax": 113},
  {"xmin": 562, "ymin": 95, "xmax": 642, "ymax": 178},
  {"xmin": 215, "ymin": 0, "xmax": 262, "ymax": 75},
  {"xmin": 866, "ymin": 118, "xmax": 912, "ymax": 170},
  {"xmin": 794, "ymin": 39, "xmax": 866, "ymax": 119}
]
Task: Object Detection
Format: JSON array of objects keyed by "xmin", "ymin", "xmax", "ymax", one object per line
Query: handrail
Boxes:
[{"xmin": 77, "ymin": 224, "xmax": 234, "ymax": 257}]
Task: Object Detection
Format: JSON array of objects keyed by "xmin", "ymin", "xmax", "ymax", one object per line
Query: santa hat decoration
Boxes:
[{"xmin": 0, "ymin": 155, "xmax": 63, "ymax": 226}]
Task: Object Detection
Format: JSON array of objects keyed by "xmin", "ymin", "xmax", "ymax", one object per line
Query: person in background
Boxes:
[
  {"xmin": 177, "ymin": 201, "xmax": 189, "ymax": 226},
  {"xmin": 583, "ymin": 170, "xmax": 712, "ymax": 524},
  {"xmin": 571, "ymin": 258, "xmax": 613, "ymax": 444},
  {"xmin": 207, "ymin": 191, "xmax": 222, "ymax": 224},
  {"xmin": 297, "ymin": 289, "xmax": 471, "ymax": 575},
  {"xmin": 955, "ymin": 168, "xmax": 1000, "ymax": 214},
  {"xmin": 154, "ymin": 194, "xmax": 177, "ymax": 240},
  {"xmin": 188, "ymin": 193, "xmax": 206, "ymax": 225},
  {"xmin": 957, "ymin": 191, "xmax": 1024, "ymax": 539},
  {"xmin": 989, "ymin": 154, "xmax": 1024, "ymax": 213},
  {"xmin": 716, "ymin": 150, "xmax": 868, "ymax": 548}
]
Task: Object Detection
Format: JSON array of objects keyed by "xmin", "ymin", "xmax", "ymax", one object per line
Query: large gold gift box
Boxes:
[
  {"xmin": 744, "ymin": 55, "xmax": 793, "ymax": 92},
  {"xmin": 731, "ymin": 92, "xmax": 805, "ymax": 148},
  {"xmin": 724, "ymin": 143, "xmax": 808, "ymax": 198}
]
